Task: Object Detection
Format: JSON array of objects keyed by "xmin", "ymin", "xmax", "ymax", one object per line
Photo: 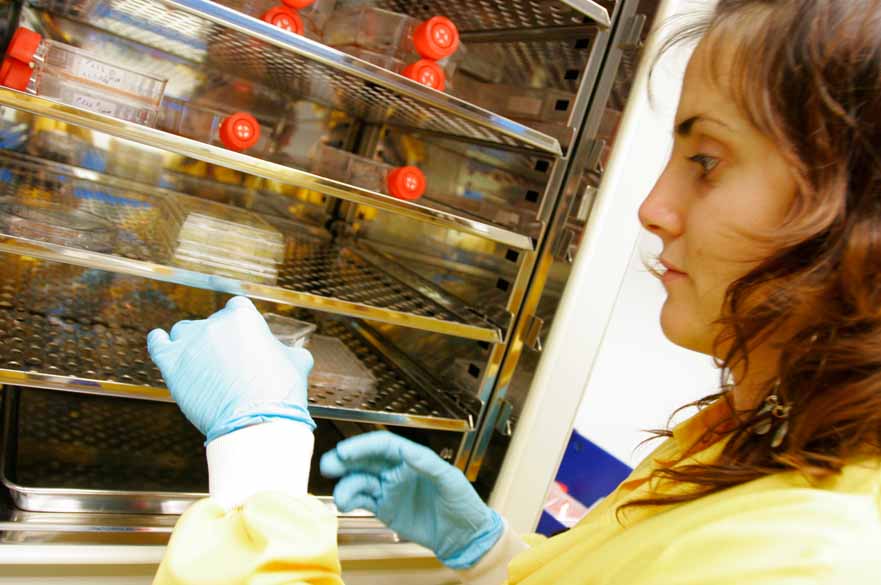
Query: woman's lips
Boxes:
[{"xmin": 660, "ymin": 259, "xmax": 687, "ymax": 284}]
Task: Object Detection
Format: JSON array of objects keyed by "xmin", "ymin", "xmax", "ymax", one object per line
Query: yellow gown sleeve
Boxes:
[{"xmin": 153, "ymin": 492, "xmax": 344, "ymax": 585}]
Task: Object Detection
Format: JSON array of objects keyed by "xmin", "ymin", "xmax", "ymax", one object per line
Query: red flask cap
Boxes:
[
  {"xmin": 387, "ymin": 166, "xmax": 426, "ymax": 200},
  {"xmin": 412, "ymin": 16, "xmax": 459, "ymax": 60},
  {"xmin": 0, "ymin": 57, "xmax": 32, "ymax": 91},
  {"xmin": 402, "ymin": 59, "xmax": 446, "ymax": 91},
  {"xmin": 280, "ymin": 0, "xmax": 315, "ymax": 8},
  {"xmin": 7, "ymin": 27, "xmax": 43, "ymax": 65},
  {"xmin": 261, "ymin": 6, "xmax": 304, "ymax": 35},
  {"xmin": 219, "ymin": 112, "xmax": 261, "ymax": 151}
]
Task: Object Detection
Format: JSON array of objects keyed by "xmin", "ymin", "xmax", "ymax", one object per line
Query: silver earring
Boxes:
[{"xmin": 752, "ymin": 386, "xmax": 792, "ymax": 448}]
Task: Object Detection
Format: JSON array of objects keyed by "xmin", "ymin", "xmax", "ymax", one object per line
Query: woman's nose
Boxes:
[{"xmin": 638, "ymin": 168, "xmax": 684, "ymax": 238}]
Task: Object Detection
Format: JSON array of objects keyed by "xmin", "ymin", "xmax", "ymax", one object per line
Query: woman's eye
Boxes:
[
  {"xmin": 687, "ymin": 154, "xmax": 720, "ymax": 175},
  {"xmin": 688, "ymin": 154, "xmax": 719, "ymax": 175}
]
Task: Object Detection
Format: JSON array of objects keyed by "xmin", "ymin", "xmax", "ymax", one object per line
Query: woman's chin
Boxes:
[{"xmin": 659, "ymin": 302, "xmax": 713, "ymax": 355}]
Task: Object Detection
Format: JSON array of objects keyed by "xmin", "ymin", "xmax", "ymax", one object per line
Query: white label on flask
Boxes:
[
  {"xmin": 70, "ymin": 93, "xmax": 119, "ymax": 117},
  {"xmin": 71, "ymin": 56, "xmax": 126, "ymax": 90}
]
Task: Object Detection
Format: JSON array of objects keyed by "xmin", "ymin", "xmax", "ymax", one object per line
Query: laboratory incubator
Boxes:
[{"xmin": 0, "ymin": 0, "xmax": 661, "ymax": 580}]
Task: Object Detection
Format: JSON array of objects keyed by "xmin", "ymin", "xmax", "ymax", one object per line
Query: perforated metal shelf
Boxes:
[
  {"xmin": 371, "ymin": 0, "xmax": 611, "ymax": 31},
  {"xmin": 0, "ymin": 90, "xmax": 534, "ymax": 251},
  {"xmin": 0, "ymin": 255, "xmax": 474, "ymax": 431},
  {"xmin": 367, "ymin": 0, "xmax": 607, "ymax": 95},
  {"xmin": 0, "ymin": 152, "xmax": 502, "ymax": 342},
  {"xmin": 34, "ymin": 0, "xmax": 562, "ymax": 155}
]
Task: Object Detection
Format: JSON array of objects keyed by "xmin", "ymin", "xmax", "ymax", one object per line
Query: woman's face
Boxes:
[{"xmin": 638, "ymin": 41, "xmax": 799, "ymax": 356}]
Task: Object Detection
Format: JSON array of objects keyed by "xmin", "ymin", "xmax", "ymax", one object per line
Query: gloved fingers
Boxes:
[
  {"xmin": 169, "ymin": 320, "xmax": 198, "ymax": 341},
  {"xmin": 330, "ymin": 431, "xmax": 408, "ymax": 471},
  {"xmin": 320, "ymin": 448, "xmax": 391, "ymax": 477},
  {"xmin": 334, "ymin": 430, "xmax": 449, "ymax": 480},
  {"xmin": 285, "ymin": 346, "xmax": 314, "ymax": 375},
  {"xmin": 146, "ymin": 328, "xmax": 174, "ymax": 369},
  {"xmin": 333, "ymin": 472, "xmax": 382, "ymax": 505},
  {"xmin": 335, "ymin": 493, "xmax": 378, "ymax": 515},
  {"xmin": 319, "ymin": 449, "xmax": 349, "ymax": 478},
  {"xmin": 397, "ymin": 440, "xmax": 453, "ymax": 481},
  {"xmin": 224, "ymin": 296, "xmax": 258, "ymax": 313}
]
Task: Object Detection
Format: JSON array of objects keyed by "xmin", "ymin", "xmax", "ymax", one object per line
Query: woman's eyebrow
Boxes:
[{"xmin": 674, "ymin": 115, "xmax": 733, "ymax": 137}]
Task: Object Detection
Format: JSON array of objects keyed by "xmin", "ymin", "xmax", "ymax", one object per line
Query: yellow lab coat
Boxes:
[{"xmin": 154, "ymin": 401, "xmax": 881, "ymax": 584}]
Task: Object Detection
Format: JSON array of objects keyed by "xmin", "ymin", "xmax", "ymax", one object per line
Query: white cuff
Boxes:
[
  {"xmin": 455, "ymin": 521, "xmax": 529, "ymax": 585},
  {"xmin": 206, "ymin": 420, "xmax": 314, "ymax": 510}
]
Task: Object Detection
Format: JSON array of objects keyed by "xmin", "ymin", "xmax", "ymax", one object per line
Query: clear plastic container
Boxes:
[
  {"xmin": 212, "ymin": 0, "xmax": 332, "ymax": 38},
  {"xmin": 45, "ymin": 0, "xmax": 102, "ymax": 18},
  {"xmin": 427, "ymin": 192, "xmax": 538, "ymax": 230},
  {"xmin": 157, "ymin": 96, "xmax": 268, "ymax": 153},
  {"xmin": 161, "ymin": 196, "xmax": 285, "ymax": 283},
  {"xmin": 264, "ymin": 313, "xmax": 317, "ymax": 348},
  {"xmin": 0, "ymin": 196, "xmax": 117, "ymax": 252},
  {"xmin": 311, "ymin": 144, "xmax": 427, "ymax": 200},
  {"xmin": 214, "ymin": 0, "xmax": 305, "ymax": 35},
  {"xmin": 450, "ymin": 77, "xmax": 575, "ymax": 124},
  {"xmin": 0, "ymin": 28, "xmax": 166, "ymax": 126},
  {"xmin": 322, "ymin": 7, "xmax": 460, "ymax": 62},
  {"xmin": 299, "ymin": 0, "xmax": 336, "ymax": 36},
  {"xmin": 451, "ymin": 44, "xmax": 506, "ymax": 84},
  {"xmin": 305, "ymin": 334, "xmax": 376, "ymax": 393},
  {"xmin": 335, "ymin": 46, "xmax": 446, "ymax": 91}
]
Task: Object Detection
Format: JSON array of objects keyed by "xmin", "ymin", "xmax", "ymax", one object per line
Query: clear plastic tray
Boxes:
[
  {"xmin": 264, "ymin": 313, "xmax": 317, "ymax": 348},
  {"xmin": 171, "ymin": 244, "xmax": 280, "ymax": 282},
  {"xmin": 177, "ymin": 213, "xmax": 284, "ymax": 262},
  {"xmin": 0, "ymin": 196, "xmax": 117, "ymax": 252},
  {"xmin": 306, "ymin": 334, "xmax": 376, "ymax": 393},
  {"xmin": 159, "ymin": 196, "xmax": 285, "ymax": 282}
]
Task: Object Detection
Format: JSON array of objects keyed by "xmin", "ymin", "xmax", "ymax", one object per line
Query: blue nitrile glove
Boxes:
[
  {"xmin": 147, "ymin": 296, "xmax": 315, "ymax": 442},
  {"xmin": 320, "ymin": 431, "xmax": 504, "ymax": 569}
]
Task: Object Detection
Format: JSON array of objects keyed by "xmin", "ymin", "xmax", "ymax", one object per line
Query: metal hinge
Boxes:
[
  {"xmin": 619, "ymin": 14, "xmax": 648, "ymax": 50},
  {"xmin": 576, "ymin": 185, "xmax": 598, "ymax": 222},
  {"xmin": 523, "ymin": 314, "xmax": 545, "ymax": 352},
  {"xmin": 494, "ymin": 400, "xmax": 514, "ymax": 437},
  {"xmin": 583, "ymin": 138, "xmax": 607, "ymax": 175},
  {"xmin": 553, "ymin": 227, "xmax": 576, "ymax": 263}
]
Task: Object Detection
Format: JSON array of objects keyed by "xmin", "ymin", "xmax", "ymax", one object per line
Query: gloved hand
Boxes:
[
  {"xmin": 147, "ymin": 296, "xmax": 315, "ymax": 442},
  {"xmin": 320, "ymin": 431, "xmax": 503, "ymax": 569}
]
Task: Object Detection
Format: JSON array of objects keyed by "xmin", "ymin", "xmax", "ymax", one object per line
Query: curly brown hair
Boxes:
[{"xmin": 628, "ymin": 0, "xmax": 881, "ymax": 512}]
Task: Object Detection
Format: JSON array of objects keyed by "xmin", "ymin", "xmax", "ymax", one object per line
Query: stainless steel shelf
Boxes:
[
  {"xmin": 370, "ymin": 0, "xmax": 606, "ymax": 95},
  {"xmin": 372, "ymin": 0, "xmax": 611, "ymax": 30},
  {"xmin": 0, "ymin": 152, "xmax": 503, "ymax": 342},
  {"xmin": 0, "ymin": 255, "xmax": 475, "ymax": 431},
  {"xmin": 40, "ymin": 0, "xmax": 562, "ymax": 155},
  {"xmin": 0, "ymin": 507, "xmax": 396, "ymax": 544},
  {"xmin": 0, "ymin": 90, "xmax": 536, "ymax": 251}
]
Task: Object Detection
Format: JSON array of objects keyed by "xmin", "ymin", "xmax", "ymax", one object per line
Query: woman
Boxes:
[{"xmin": 147, "ymin": 1, "xmax": 881, "ymax": 583}]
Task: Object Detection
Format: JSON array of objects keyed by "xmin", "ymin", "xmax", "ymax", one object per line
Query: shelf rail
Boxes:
[
  {"xmin": 41, "ymin": 0, "xmax": 563, "ymax": 155},
  {"xmin": 0, "ymin": 254, "xmax": 474, "ymax": 431},
  {"xmin": 0, "ymin": 152, "xmax": 504, "ymax": 342},
  {"xmin": 0, "ymin": 89, "xmax": 536, "ymax": 251}
]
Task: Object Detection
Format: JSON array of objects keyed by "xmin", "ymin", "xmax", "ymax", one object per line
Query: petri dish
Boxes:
[
  {"xmin": 306, "ymin": 335, "xmax": 376, "ymax": 394},
  {"xmin": 0, "ymin": 197, "xmax": 117, "ymax": 252},
  {"xmin": 264, "ymin": 313, "xmax": 317, "ymax": 348},
  {"xmin": 161, "ymin": 196, "xmax": 285, "ymax": 281}
]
